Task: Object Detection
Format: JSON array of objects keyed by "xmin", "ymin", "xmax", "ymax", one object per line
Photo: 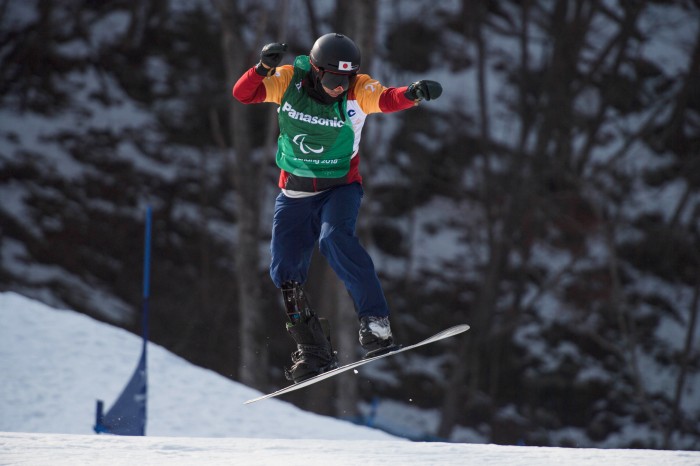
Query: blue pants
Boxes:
[{"xmin": 269, "ymin": 183, "xmax": 389, "ymax": 319}]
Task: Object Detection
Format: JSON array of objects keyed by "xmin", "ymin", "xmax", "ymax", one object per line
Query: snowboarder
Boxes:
[{"xmin": 232, "ymin": 33, "xmax": 442, "ymax": 383}]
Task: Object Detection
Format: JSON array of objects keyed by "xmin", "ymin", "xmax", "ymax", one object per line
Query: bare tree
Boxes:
[
  {"xmin": 213, "ymin": 0, "xmax": 269, "ymax": 389},
  {"xmin": 438, "ymin": 0, "xmax": 501, "ymax": 440},
  {"xmin": 436, "ymin": 0, "xmax": 641, "ymax": 440},
  {"xmin": 659, "ymin": 17, "xmax": 700, "ymax": 448}
]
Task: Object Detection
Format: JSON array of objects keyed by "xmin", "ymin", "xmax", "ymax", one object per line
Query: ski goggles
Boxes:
[{"xmin": 312, "ymin": 64, "xmax": 356, "ymax": 91}]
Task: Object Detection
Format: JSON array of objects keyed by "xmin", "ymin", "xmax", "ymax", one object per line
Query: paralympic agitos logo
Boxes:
[{"xmin": 292, "ymin": 134, "xmax": 324, "ymax": 154}]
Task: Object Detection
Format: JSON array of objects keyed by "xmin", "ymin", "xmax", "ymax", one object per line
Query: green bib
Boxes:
[{"xmin": 276, "ymin": 56, "xmax": 355, "ymax": 179}]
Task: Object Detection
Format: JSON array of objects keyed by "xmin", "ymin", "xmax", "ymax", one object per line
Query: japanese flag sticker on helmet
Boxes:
[{"xmin": 338, "ymin": 61, "xmax": 353, "ymax": 71}]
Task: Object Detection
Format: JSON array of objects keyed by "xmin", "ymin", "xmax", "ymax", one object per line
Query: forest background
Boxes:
[{"xmin": 1, "ymin": 0, "xmax": 698, "ymax": 449}]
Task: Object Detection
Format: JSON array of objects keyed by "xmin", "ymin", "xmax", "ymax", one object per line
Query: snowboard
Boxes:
[{"xmin": 243, "ymin": 323, "xmax": 470, "ymax": 404}]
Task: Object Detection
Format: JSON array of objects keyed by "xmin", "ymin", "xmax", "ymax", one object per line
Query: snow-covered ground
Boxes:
[{"xmin": 1, "ymin": 292, "xmax": 698, "ymax": 465}]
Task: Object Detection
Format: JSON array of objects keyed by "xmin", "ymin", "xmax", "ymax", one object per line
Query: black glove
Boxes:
[
  {"xmin": 255, "ymin": 42, "xmax": 288, "ymax": 75},
  {"xmin": 404, "ymin": 80, "xmax": 443, "ymax": 101}
]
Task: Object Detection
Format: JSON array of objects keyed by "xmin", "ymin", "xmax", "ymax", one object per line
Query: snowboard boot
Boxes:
[
  {"xmin": 280, "ymin": 281, "xmax": 337, "ymax": 383},
  {"xmin": 359, "ymin": 316, "xmax": 399, "ymax": 358},
  {"xmin": 285, "ymin": 314, "xmax": 338, "ymax": 383}
]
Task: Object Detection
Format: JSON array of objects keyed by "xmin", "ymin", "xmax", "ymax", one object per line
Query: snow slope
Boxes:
[
  {"xmin": 1, "ymin": 292, "xmax": 698, "ymax": 465},
  {"xmin": 0, "ymin": 292, "xmax": 392, "ymax": 440}
]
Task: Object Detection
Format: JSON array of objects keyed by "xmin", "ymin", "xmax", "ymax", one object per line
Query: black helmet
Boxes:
[{"xmin": 309, "ymin": 33, "xmax": 360, "ymax": 90}]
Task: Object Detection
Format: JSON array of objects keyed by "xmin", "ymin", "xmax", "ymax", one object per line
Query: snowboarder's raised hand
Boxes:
[
  {"xmin": 405, "ymin": 80, "xmax": 442, "ymax": 101},
  {"xmin": 256, "ymin": 42, "xmax": 288, "ymax": 76}
]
